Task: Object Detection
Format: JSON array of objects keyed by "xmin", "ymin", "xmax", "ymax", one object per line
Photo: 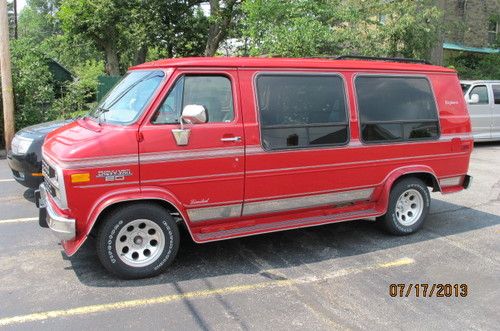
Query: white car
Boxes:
[{"xmin": 461, "ymin": 80, "xmax": 500, "ymax": 141}]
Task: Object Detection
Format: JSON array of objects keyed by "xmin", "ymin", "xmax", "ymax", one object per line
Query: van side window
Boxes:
[
  {"xmin": 469, "ymin": 85, "xmax": 489, "ymax": 105},
  {"xmin": 153, "ymin": 75, "xmax": 234, "ymax": 124},
  {"xmin": 356, "ymin": 76, "xmax": 439, "ymax": 143},
  {"xmin": 492, "ymin": 85, "xmax": 500, "ymax": 105},
  {"xmin": 256, "ymin": 74, "xmax": 348, "ymax": 150}
]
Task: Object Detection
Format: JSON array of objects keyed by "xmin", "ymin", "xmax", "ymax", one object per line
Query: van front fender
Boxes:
[{"xmin": 64, "ymin": 186, "xmax": 188, "ymax": 256}]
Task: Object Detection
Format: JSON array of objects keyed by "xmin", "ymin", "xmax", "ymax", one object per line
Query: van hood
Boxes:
[{"xmin": 43, "ymin": 118, "xmax": 139, "ymax": 164}]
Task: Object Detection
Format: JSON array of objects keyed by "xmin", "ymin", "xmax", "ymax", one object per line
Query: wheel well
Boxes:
[
  {"xmin": 89, "ymin": 199, "xmax": 184, "ymax": 238},
  {"xmin": 392, "ymin": 172, "xmax": 440, "ymax": 192}
]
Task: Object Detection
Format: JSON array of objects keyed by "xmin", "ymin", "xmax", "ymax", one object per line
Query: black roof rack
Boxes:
[{"xmin": 336, "ymin": 55, "xmax": 432, "ymax": 65}]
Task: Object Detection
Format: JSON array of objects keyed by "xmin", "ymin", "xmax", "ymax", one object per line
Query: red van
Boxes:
[{"xmin": 36, "ymin": 57, "xmax": 473, "ymax": 279}]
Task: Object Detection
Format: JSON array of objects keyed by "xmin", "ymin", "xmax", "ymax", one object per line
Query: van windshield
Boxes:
[{"xmin": 89, "ymin": 70, "xmax": 165, "ymax": 124}]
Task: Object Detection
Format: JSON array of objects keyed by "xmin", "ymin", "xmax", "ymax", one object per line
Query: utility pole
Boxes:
[
  {"xmin": 13, "ymin": 0, "xmax": 17, "ymax": 39},
  {"xmin": 0, "ymin": 0, "xmax": 15, "ymax": 152}
]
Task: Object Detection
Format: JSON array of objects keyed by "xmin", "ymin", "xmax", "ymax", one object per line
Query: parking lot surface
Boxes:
[{"xmin": 0, "ymin": 143, "xmax": 499, "ymax": 330}]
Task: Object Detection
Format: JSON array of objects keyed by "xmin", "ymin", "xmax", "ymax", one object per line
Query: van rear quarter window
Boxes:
[
  {"xmin": 356, "ymin": 76, "xmax": 439, "ymax": 143},
  {"xmin": 256, "ymin": 74, "xmax": 348, "ymax": 150}
]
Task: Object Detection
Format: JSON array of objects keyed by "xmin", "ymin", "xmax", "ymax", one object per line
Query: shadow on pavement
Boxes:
[{"xmin": 64, "ymin": 199, "xmax": 500, "ymax": 287}]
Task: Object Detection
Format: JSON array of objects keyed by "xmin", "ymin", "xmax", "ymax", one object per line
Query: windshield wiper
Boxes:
[{"xmin": 95, "ymin": 106, "xmax": 111, "ymax": 125}]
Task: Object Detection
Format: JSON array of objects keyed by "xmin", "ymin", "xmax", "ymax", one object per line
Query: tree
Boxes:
[
  {"xmin": 17, "ymin": 0, "xmax": 61, "ymax": 43},
  {"xmin": 242, "ymin": 0, "xmax": 337, "ymax": 57},
  {"xmin": 10, "ymin": 38, "xmax": 55, "ymax": 128},
  {"xmin": 58, "ymin": 0, "xmax": 137, "ymax": 75},
  {"xmin": 204, "ymin": 0, "xmax": 241, "ymax": 56},
  {"xmin": 133, "ymin": 0, "xmax": 209, "ymax": 60},
  {"xmin": 242, "ymin": 0, "xmax": 442, "ymax": 60}
]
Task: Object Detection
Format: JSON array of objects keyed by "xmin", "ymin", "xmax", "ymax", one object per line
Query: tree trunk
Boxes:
[
  {"xmin": 103, "ymin": 42, "xmax": 120, "ymax": 75},
  {"xmin": 134, "ymin": 44, "xmax": 148, "ymax": 65},
  {"xmin": 204, "ymin": 0, "xmax": 237, "ymax": 57},
  {"xmin": 0, "ymin": 0, "xmax": 15, "ymax": 151},
  {"xmin": 205, "ymin": 25, "xmax": 223, "ymax": 56}
]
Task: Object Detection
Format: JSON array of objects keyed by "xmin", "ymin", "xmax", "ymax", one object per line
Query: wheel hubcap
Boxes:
[
  {"xmin": 115, "ymin": 219, "xmax": 165, "ymax": 267},
  {"xmin": 395, "ymin": 189, "xmax": 424, "ymax": 226}
]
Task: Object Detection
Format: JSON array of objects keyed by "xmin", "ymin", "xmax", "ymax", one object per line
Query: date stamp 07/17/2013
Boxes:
[{"xmin": 389, "ymin": 283, "xmax": 468, "ymax": 298}]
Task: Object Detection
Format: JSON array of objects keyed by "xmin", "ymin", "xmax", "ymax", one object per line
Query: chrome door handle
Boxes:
[{"xmin": 221, "ymin": 136, "xmax": 242, "ymax": 142}]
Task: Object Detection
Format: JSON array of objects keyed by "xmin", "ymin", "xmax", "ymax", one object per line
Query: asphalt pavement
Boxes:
[{"xmin": 0, "ymin": 143, "xmax": 499, "ymax": 330}]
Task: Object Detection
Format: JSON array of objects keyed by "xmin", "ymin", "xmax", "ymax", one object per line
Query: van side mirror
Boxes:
[
  {"xmin": 181, "ymin": 105, "xmax": 208, "ymax": 125},
  {"xmin": 468, "ymin": 94, "xmax": 480, "ymax": 104},
  {"xmin": 171, "ymin": 105, "xmax": 208, "ymax": 146}
]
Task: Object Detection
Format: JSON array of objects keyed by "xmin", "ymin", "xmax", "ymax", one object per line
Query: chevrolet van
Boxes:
[{"xmin": 37, "ymin": 57, "xmax": 473, "ymax": 279}]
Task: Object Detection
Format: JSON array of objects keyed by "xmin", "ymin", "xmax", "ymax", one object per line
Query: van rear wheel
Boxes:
[
  {"xmin": 96, "ymin": 203, "xmax": 180, "ymax": 279},
  {"xmin": 380, "ymin": 178, "xmax": 430, "ymax": 235}
]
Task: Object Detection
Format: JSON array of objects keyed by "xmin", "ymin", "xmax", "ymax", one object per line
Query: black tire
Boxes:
[
  {"xmin": 379, "ymin": 178, "xmax": 430, "ymax": 235},
  {"xmin": 96, "ymin": 203, "xmax": 180, "ymax": 279}
]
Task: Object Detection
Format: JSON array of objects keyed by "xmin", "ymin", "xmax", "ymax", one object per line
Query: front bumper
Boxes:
[
  {"xmin": 7, "ymin": 152, "xmax": 44, "ymax": 189},
  {"xmin": 36, "ymin": 183, "xmax": 76, "ymax": 241}
]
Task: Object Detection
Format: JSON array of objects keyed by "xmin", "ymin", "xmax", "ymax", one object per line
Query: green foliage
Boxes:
[
  {"xmin": 9, "ymin": 0, "xmax": 105, "ymax": 131},
  {"xmin": 446, "ymin": 53, "xmax": 500, "ymax": 80},
  {"xmin": 58, "ymin": 0, "xmax": 133, "ymax": 74},
  {"xmin": 243, "ymin": 0, "xmax": 337, "ymax": 57},
  {"xmin": 242, "ymin": 0, "xmax": 442, "ymax": 59},
  {"xmin": 18, "ymin": 0, "xmax": 61, "ymax": 43},
  {"xmin": 10, "ymin": 38, "xmax": 55, "ymax": 129},
  {"xmin": 51, "ymin": 60, "xmax": 105, "ymax": 119}
]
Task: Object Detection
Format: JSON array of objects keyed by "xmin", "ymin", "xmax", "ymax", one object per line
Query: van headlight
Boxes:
[
  {"xmin": 11, "ymin": 135, "xmax": 33, "ymax": 155},
  {"xmin": 42, "ymin": 157, "xmax": 68, "ymax": 209}
]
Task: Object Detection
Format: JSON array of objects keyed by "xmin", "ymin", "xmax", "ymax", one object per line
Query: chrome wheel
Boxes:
[
  {"xmin": 115, "ymin": 219, "xmax": 165, "ymax": 267},
  {"xmin": 395, "ymin": 189, "xmax": 424, "ymax": 226}
]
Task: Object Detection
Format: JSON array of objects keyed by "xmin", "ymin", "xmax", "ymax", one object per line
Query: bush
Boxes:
[
  {"xmin": 51, "ymin": 60, "xmax": 104, "ymax": 119},
  {"xmin": 10, "ymin": 38, "xmax": 56, "ymax": 130},
  {"xmin": 446, "ymin": 52, "xmax": 500, "ymax": 80},
  {"xmin": 8, "ymin": 36, "xmax": 104, "ymax": 137}
]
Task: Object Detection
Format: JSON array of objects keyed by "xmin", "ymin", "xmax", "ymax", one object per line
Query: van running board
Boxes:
[{"xmin": 193, "ymin": 208, "xmax": 379, "ymax": 242}]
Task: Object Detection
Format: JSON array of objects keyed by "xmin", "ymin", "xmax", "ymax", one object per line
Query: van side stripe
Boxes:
[
  {"xmin": 140, "ymin": 147, "xmax": 243, "ymax": 164},
  {"xmin": 188, "ymin": 203, "xmax": 243, "ymax": 222},
  {"xmin": 242, "ymin": 187, "xmax": 374, "ymax": 216},
  {"xmin": 244, "ymin": 133, "xmax": 473, "ymax": 155},
  {"xmin": 186, "ymin": 187, "xmax": 374, "ymax": 222},
  {"xmin": 45, "ymin": 134, "xmax": 470, "ymax": 170},
  {"xmin": 50, "ymin": 147, "xmax": 243, "ymax": 169},
  {"xmin": 244, "ymin": 151, "xmax": 469, "ymax": 176}
]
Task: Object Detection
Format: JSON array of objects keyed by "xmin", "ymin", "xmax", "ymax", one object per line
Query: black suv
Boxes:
[{"xmin": 7, "ymin": 120, "xmax": 72, "ymax": 189}]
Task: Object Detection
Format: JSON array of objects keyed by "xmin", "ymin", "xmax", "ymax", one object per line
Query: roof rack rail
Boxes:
[{"xmin": 336, "ymin": 55, "xmax": 432, "ymax": 65}]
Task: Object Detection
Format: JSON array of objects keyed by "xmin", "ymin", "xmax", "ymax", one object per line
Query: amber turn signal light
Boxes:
[{"xmin": 70, "ymin": 173, "xmax": 90, "ymax": 183}]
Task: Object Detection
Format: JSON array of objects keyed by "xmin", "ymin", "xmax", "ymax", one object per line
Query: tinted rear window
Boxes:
[{"xmin": 356, "ymin": 76, "xmax": 439, "ymax": 143}]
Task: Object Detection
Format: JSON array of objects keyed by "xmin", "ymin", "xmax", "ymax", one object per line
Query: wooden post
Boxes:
[
  {"xmin": 13, "ymin": 0, "xmax": 17, "ymax": 39},
  {"xmin": 0, "ymin": 0, "xmax": 15, "ymax": 152}
]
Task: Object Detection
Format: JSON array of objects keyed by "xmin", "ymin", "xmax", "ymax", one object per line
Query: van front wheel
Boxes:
[
  {"xmin": 380, "ymin": 178, "xmax": 430, "ymax": 235},
  {"xmin": 96, "ymin": 203, "xmax": 180, "ymax": 279}
]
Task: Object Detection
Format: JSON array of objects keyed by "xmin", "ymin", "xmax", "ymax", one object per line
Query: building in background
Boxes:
[{"xmin": 431, "ymin": 0, "xmax": 499, "ymax": 65}]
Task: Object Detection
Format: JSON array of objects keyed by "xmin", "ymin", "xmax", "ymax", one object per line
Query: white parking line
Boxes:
[
  {"xmin": 0, "ymin": 179, "xmax": 15, "ymax": 182},
  {"xmin": 0, "ymin": 217, "xmax": 38, "ymax": 224}
]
